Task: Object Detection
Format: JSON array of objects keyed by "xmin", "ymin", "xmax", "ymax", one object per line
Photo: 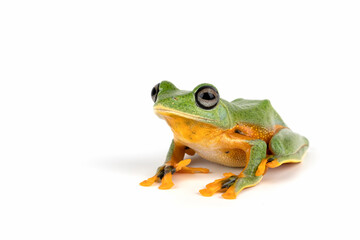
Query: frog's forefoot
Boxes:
[
  {"xmin": 140, "ymin": 159, "xmax": 209, "ymax": 190},
  {"xmin": 199, "ymin": 173, "xmax": 263, "ymax": 199}
]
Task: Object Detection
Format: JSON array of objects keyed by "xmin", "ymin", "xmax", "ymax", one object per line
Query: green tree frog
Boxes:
[{"xmin": 140, "ymin": 81, "xmax": 309, "ymax": 199}]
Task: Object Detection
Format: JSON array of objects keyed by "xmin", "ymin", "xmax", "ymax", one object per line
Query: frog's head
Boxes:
[{"xmin": 151, "ymin": 81, "xmax": 231, "ymax": 129}]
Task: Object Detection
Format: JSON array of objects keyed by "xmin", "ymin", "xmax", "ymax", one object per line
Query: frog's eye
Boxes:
[
  {"xmin": 195, "ymin": 86, "xmax": 219, "ymax": 110},
  {"xmin": 151, "ymin": 83, "xmax": 160, "ymax": 102}
]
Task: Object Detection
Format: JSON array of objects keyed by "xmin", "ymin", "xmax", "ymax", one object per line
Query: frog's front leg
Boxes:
[
  {"xmin": 200, "ymin": 139, "xmax": 267, "ymax": 199},
  {"xmin": 140, "ymin": 140, "xmax": 209, "ymax": 189}
]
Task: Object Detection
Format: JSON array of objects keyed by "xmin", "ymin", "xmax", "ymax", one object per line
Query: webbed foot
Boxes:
[
  {"xmin": 140, "ymin": 159, "xmax": 209, "ymax": 189},
  {"xmin": 199, "ymin": 173, "xmax": 262, "ymax": 199}
]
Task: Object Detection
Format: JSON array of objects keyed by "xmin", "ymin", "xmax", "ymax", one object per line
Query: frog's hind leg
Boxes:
[{"xmin": 265, "ymin": 128, "xmax": 309, "ymax": 169}]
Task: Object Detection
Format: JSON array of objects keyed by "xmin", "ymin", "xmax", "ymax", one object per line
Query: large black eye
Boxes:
[
  {"xmin": 151, "ymin": 83, "xmax": 160, "ymax": 102},
  {"xmin": 195, "ymin": 86, "xmax": 219, "ymax": 110}
]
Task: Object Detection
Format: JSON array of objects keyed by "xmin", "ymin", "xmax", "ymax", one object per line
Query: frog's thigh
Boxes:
[{"xmin": 267, "ymin": 128, "xmax": 309, "ymax": 168}]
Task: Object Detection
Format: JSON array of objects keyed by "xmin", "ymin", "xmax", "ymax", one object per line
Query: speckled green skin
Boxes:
[
  {"xmin": 155, "ymin": 81, "xmax": 286, "ymax": 129},
  {"xmin": 151, "ymin": 81, "xmax": 309, "ymax": 198}
]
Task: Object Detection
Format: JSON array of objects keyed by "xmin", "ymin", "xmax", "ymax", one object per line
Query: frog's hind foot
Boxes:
[
  {"xmin": 199, "ymin": 173, "xmax": 262, "ymax": 199},
  {"xmin": 267, "ymin": 144, "xmax": 308, "ymax": 169},
  {"xmin": 267, "ymin": 128, "xmax": 309, "ymax": 169},
  {"xmin": 140, "ymin": 159, "xmax": 209, "ymax": 190}
]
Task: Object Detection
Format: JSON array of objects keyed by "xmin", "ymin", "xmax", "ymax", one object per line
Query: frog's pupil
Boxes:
[
  {"xmin": 151, "ymin": 87, "xmax": 156, "ymax": 97},
  {"xmin": 200, "ymin": 92, "xmax": 215, "ymax": 100}
]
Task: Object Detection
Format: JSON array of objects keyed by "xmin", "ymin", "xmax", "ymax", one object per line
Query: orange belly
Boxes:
[
  {"xmin": 162, "ymin": 115, "xmax": 248, "ymax": 167},
  {"xmin": 158, "ymin": 111, "xmax": 282, "ymax": 167}
]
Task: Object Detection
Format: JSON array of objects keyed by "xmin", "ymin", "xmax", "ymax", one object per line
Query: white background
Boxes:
[{"xmin": 1, "ymin": 1, "xmax": 359, "ymax": 239}]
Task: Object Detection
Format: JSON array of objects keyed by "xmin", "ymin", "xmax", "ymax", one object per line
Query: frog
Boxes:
[{"xmin": 140, "ymin": 81, "xmax": 309, "ymax": 199}]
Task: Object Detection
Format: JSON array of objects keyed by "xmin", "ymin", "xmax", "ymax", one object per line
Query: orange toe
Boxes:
[
  {"xmin": 256, "ymin": 159, "xmax": 268, "ymax": 176},
  {"xmin": 175, "ymin": 159, "xmax": 192, "ymax": 171},
  {"xmin": 222, "ymin": 185, "xmax": 237, "ymax": 199},
  {"xmin": 178, "ymin": 167, "xmax": 209, "ymax": 174},
  {"xmin": 158, "ymin": 173, "xmax": 174, "ymax": 189},
  {"xmin": 223, "ymin": 172, "xmax": 236, "ymax": 178},
  {"xmin": 140, "ymin": 175, "xmax": 158, "ymax": 187},
  {"xmin": 266, "ymin": 160, "xmax": 280, "ymax": 168},
  {"xmin": 199, "ymin": 188, "xmax": 215, "ymax": 197}
]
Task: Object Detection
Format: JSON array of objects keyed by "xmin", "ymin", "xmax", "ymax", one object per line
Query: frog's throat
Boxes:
[{"xmin": 154, "ymin": 106, "xmax": 215, "ymax": 122}]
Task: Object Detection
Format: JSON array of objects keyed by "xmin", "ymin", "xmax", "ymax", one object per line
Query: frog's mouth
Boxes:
[{"xmin": 154, "ymin": 106, "xmax": 214, "ymax": 122}]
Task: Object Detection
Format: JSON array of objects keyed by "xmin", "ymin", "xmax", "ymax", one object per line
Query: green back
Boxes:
[{"xmin": 224, "ymin": 98, "xmax": 287, "ymax": 128}]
